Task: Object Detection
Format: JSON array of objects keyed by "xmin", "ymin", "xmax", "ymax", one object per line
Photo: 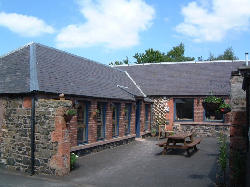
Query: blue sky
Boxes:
[{"xmin": 0, "ymin": 0, "xmax": 250, "ymax": 64}]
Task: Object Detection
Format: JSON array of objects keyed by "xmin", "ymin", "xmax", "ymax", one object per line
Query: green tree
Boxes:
[
  {"xmin": 109, "ymin": 56, "xmax": 129, "ymax": 66},
  {"xmin": 133, "ymin": 48, "xmax": 166, "ymax": 64},
  {"xmin": 133, "ymin": 43, "xmax": 194, "ymax": 64},
  {"xmin": 208, "ymin": 47, "xmax": 238, "ymax": 61},
  {"xmin": 165, "ymin": 43, "xmax": 195, "ymax": 62}
]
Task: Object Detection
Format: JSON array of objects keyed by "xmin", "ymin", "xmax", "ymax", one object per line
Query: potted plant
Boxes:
[
  {"xmin": 203, "ymin": 96, "xmax": 223, "ymax": 111},
  {"xmin": 151, "ymin": 128, "xmax": 157, "ymax": 137},
  {"xmin": 219, "ymin": 103, "xmax": 231, "ymax": 114},
  {"xmin": 64, "ymin": 109, "xmax": 77, "ymax": 123}
]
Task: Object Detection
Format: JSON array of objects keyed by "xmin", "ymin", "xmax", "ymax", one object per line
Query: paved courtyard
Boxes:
[{"xmin": 0, "ymin": 137, "xmax": 218, "ymax": 187}]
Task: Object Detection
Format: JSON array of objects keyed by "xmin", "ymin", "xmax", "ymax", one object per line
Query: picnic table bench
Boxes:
[{"xmin": 156, "ymin": 132, "xmax": 201, "ymax": 156}]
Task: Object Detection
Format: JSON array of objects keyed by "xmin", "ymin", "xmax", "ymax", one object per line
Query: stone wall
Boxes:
[
  {"xmin": 0, "ymin": 97, "xmax": 32, "ymax": 172},
  {"xmin": 35, "ymin": 99, "xmax": 72, "ymax": 175},
  {"xmin": 173, "ymin": 124, "xmax": 230, "ymax": 137},
  {"xmin": 0, "ymin": 96, "xmax": 72, "ymax": 176}
]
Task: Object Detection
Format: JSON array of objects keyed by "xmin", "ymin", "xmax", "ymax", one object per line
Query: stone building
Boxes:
[
  {"xmin": 0, "ymin": 42, "xmax": 247, "ymax": 177},
  {"xmin": 0, "ymin": 43, "xmax": 152, "ymax": 175},
  {"xmin": 116, "ymin": 61, "xmax": 244, "ymax": 136}
]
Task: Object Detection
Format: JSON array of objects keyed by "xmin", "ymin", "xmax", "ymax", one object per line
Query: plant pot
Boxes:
[
  {"xmin": 220, "ymin": 108, "xmax": 231, "ymax": 114},
  {"xmin": 64, "ymin": 114, "xmax": 74, "ymax": 123},
  {"xmin": 203, "ymin": 102, "xmax": 220, "ymax": 111},
  {"xmin": 151, "ymin": 131, "xmax": 157, "ymax": 137}
]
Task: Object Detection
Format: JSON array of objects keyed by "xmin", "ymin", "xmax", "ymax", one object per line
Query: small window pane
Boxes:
[
  {"xmin": 112, "ymin": 104, "xmax": 118, "ymax": 137},
  {"xmin": 77, "ymin": 102, "xmax": 87, "ymax": 145},
  {"xmin": 97, "ymin": 103, "xmax": 105, "ymax": 140},
  {"xmin": 175, "ymin": 99, "xmax": 193, "ymax": 121},
  {"xmin": 145, "ymin": 104, "xmax": 150, "ymax": 131},
  {"xmin": 205, "ymin": 110, "xmax": 223, "ymax": 121}
]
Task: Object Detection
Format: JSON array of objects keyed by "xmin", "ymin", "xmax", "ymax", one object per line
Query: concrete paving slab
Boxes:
[{"xmin": 0, "ymin": 137, "xmax": 218, "ymax": 187}]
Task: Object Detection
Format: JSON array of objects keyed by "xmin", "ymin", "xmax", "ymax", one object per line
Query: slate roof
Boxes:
[
  {"xmin": 0, "ymin": 43, "xmax": 144, "ymax": 101},
  {"xmin": 115, "ymin": 61, "xmax": 245, "ymax": 96}
]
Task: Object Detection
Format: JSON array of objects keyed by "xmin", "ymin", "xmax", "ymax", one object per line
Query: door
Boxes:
[{"xmin": 135, "ymin": 100, "xmax": 141, "ymax": 138}]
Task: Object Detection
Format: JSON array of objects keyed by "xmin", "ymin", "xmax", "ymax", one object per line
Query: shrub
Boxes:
[
  {"xmin": 204, "ymin": 96, "xmax": 223, "ymax": 104},
  {"xmin": 66, "ymin": 109, "xmax": 77, "ymax": 116},
  {"xmin": 70, "ymin": 152, "xmax": 78, "ymax": 170}
]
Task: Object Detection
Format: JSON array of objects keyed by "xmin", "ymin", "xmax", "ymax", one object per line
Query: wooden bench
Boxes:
[{"xmin": 156, "ymin": 138, "xmax": 202, "ymax": 156}]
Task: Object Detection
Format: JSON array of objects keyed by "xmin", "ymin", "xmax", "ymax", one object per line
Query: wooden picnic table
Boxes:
[{"xmin": 157, "ymin": 132, "xmax": 201, "ymax": 156}]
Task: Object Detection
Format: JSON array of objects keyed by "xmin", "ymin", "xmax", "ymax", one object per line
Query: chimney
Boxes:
[{"xmin": 245, "ymin": 52, "xmax": 248, "ymax": 66}]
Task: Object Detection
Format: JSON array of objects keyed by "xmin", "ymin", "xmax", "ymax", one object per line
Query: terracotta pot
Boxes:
[{"xmin": 220, "ymin": 108, "xmax": 231, "ymax": 114}]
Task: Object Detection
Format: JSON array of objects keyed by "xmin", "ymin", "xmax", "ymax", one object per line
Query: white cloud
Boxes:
[
  {"xmin": 0, "ymin": 12, "xmax": 55, "ymax": 37},
  {"xmin": 56, "ymin": 0, "xmax": 155, "ymax": 49},
  {"xmin": 176, "ymin": 0, "xmax": 250, "ymax": 42}
]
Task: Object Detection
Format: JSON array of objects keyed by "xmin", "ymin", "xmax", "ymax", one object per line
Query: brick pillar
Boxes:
[
  {"xmin": 194, "ymin": 98, "xmax": 204, "ymax": 122},
  {"xmin": 88, "ymin": 100, "xmax": 97, "ymax": 143},
  {"xmin": 166, "ymin": 98, "xmax": 174, "ymax": 130},
  {"xmin": 119, "ymin": 103, "xmax": 125, "ymax": 137},
  {"xmin": 140, "ymin": 102, "xmax": 145, "ymax": 133},
  {"xmin": 69, "ymin": 116, "xmax": 77, "ymax": 147},
  {"xmin": 50, "ymin": 107, "xmax": 71, "ymax": 176},
  {"xmin": 230, "ymin": 72, "xmax": 247, "ymax": 186},
  {"xmin": 130, "ymin": 103, "xmax": 136, "ymax": 135},
  {"xmin": 106, "ymin": 101, "xmax": 112, "ymax": 140}
]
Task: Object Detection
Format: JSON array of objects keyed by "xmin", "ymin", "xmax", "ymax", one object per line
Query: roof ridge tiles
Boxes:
[{"xmin": 113, "ymin": 60, "xmax": 245, "ymax": 67}]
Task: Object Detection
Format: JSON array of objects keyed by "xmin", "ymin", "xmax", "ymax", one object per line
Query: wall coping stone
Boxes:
[{"xmin": 173, "ymin": 122, "xmax": 231, "ymax": 126}]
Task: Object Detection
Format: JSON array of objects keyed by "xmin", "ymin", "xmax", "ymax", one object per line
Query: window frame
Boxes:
[
  {"xmin": 76, "ymin": 101, "xmax": 89, "ymax": 145},
  {"xmin": 96, "ymin": 102, "xmax": 106, "ymax": 141},
  {"xmin": 144, "ymin": 104, "xmax": 150, "ymax": 131},
  {"xmin": 203, "ymin": 109, "xmax": 224, "ymax": 122},
  {"xmin": 112, "ymin": 103, "xmax": 120, "ymax": 138},
  {"xmin": 174, "ymin": 98, "xmax": 194, "ymax": 122},
  {"xmin": 124, "ymin": 103, "xmax": 132, "ymax": 135}
]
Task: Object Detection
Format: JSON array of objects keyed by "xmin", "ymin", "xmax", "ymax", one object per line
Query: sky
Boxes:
[{"xmin": 0, "ymin": 0, "xmax": 250, "ymax": 65}]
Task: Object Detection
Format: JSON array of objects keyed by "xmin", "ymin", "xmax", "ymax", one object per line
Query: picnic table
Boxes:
[{"xmin": 157, "ymin": 132, "xmax": 201, "ymax": 156}]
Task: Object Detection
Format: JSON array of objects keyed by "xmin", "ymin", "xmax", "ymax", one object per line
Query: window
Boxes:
[
  {"xmin": 145, "ymin": 104, "xmax": 150, "ymax": 131},
  {"xmin": 124, "ymin": 103, "xmax": 132, "ymax": 135},
  {"xmin": 77, "ymin": 102, "xmax": 88, "ymax": 145},
  {"xmin": 97, "ymin": 103, "xmax": 106, "ymax": 140},
  {"xmin": 174, "ymin": 98, "xmax": 193, "ymax": 121},
  {"xmin": 204, "ymin": 110, "xmax": 224, "ymax": 122},
  {"xmin": 112, "ymin": 103, "xmax": 120, "ymax": 137}
]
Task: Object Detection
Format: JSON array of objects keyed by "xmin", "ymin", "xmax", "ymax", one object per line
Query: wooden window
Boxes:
[
  {"xmin": 97, "ymin": 103, "xmax": 106, "ymax": 140},
  {"xmin": 145, "ymin": 104, "xmax": 150, "ymax": 131},
  {"xmin": 77, "ymin": 102, "xmax": 88, "ymax": 145},
  {"xmin": 174, "ymin": 98, "xmax": 194, "ymax": 121},
  {"xmin": 124, "ymin": 103, "xmax": 132, "ymax": 135},
  {"xmin": 112, "ymin": 103, "xmax": 120, "ymax": 137}
]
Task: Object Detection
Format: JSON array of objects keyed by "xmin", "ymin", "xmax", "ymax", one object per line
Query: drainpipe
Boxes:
[{"xmin": 30, "ymin": 95, "xmax": 36, "ymax": 175}]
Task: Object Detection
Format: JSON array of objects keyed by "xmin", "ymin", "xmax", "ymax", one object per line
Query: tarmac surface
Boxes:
[{"xmin": 0, "ymin": 137, "xmax": 218, "ymax": 187}]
